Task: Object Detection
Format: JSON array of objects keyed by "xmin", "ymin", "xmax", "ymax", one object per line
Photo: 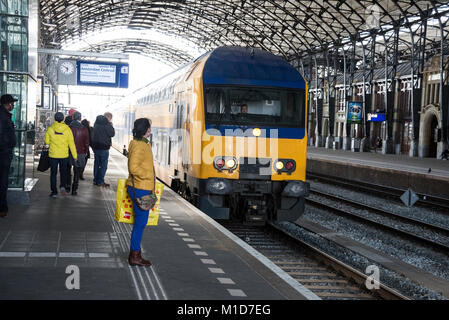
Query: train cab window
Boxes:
[
  {"xmin": 205, "ymin": 85, "xmax": 305, "ymax": 128},
  {"xmin": 205, "ymin": 87, "xmax": 227, "ymax": 121}
]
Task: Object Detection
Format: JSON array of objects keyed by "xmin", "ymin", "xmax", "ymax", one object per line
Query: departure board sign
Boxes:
[{"xmin": 77, "ymin": 61, "xmax": 129, "ymax": 88}]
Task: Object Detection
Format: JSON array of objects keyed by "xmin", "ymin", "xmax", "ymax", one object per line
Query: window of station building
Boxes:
[
  {"xmin": 336, "ymin": 86, "xmax": 346, "ymax": 113},
  {"xmin": 0, "ymin": 0, "xmax": 28, "ymax": 16},
  {"xmin": 426, "ymin": 80, "xmax": 440, "ymax": 106},
  {"xmin": 398, "ymin": 79, "xmax": 412, "ymax": 119},
  {"xmin": 355, "ymin": 84, "xmax": 368, "ymax": 98}
]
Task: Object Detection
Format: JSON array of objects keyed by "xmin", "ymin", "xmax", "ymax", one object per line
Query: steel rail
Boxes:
[
  {"xmin": 309, "ymin": 188, "xmax": 449, "ymax": 237},
  {"xmin": 307, "ymin": 172, "xmax": 449, "ymax": 211},
  {"xmin": 220, "ymin": 221, "xmax": 407, "ymax": 300},
  {"xmin": 267, "ymin": 222, "xmax": 409, "ymax": 300},
  {"xmin": 306, "ymin": 198, "xmax": 449, "ymax": 253}
]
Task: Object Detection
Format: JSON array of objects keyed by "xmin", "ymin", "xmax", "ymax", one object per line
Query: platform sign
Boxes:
[
  {"xmin": 347, "ymin": 101, "xmax": 362, "ymax": 124},
  {"xmin": 368, "ymin": 113, "xmax": 386, "ymax": 122},
  {"xmin": 77, "ymin": 60, "xmax": 129, "ymax": 88}
]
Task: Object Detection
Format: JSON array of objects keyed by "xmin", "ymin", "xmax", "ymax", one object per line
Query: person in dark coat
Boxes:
[
  {"xmin": 80, "ymin": 119, "xmax": 93, "ymax": 180},
  {"xmin": 64, "ymin": 114, "xmax": 74, "ymax": 190},
  {"xmin": 0, "ymin": 94, "xmax": 17, "ymax": 218},
  {"xmin": 92, "ymin": 112, "xmax": 115, "ymax": 187},
  {"xmin": 69, "ymin": 112, "xmax": 89, "ymax": 195}
]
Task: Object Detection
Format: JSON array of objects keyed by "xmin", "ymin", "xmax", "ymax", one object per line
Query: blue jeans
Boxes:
[
  {"xmin": 93, "ymin": 149, "xmax": 109, "ymax": 185},
  {"xmin": 128, "ymin": 186, "xmax": 150, "ymax": 251}
]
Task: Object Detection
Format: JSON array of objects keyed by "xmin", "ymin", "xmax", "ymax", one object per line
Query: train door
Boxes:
[
  {"xmin": 183, "ymin": 103, "xmax": 191, "ymax": 170},
  {"xmin": 175, "ymin": 98, "xmax": 186, "ymax": 177}
]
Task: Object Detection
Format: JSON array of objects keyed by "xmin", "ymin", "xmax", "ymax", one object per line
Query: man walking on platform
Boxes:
[
  {"xmin": 69, "ymin": 111, "xmax": 89, "ymax": 195},
  {"xmin": 45, "ymin": 112, "xmax": 78, "ymax": 197},
  {"xmin": 92, "ymin": 112, "xmax": 115, "ymax": 187},
  {"xmin": 0, "ymin": 94, "xmax": 18, "ymax": 218}
]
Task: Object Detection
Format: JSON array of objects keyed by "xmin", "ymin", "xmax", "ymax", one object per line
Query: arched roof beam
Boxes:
[
  {"xmin": 145, "ymin": 4, "xmax": 289, "ymax": 57},
  {"xmin": 184, "ymin": 1, "xmax": 300, "ymax": 57}
]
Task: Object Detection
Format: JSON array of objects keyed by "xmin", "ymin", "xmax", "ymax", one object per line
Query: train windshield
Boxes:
[{"xmin": 205, "ymin": 86, "xmax": 305, "ymax": 128}]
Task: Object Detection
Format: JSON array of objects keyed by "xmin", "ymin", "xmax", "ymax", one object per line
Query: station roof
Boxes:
[{"xmin": 39, "ymin": 1, "xmax": 449, "ymax": 68}]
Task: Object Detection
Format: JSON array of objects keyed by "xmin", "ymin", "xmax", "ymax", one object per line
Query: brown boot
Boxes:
[{"xmin": 128, "ymin": 250, "xmax": 151, "ymax": 267}]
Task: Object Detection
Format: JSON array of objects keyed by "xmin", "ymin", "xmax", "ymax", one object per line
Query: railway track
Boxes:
[
  {"xmin": 307, "ymin": 190, "xmax": 449, "ymax": 254},
  {"xmin": 307, "ymin": 172, "xmax": 449, "ymax": 212},
  {"xmin": 219, "ymin": 221, "xmax": 407, "ymax": 300}
]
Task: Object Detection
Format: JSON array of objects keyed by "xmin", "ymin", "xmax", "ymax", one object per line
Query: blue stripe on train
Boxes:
[{"xmin": 204, "ymin": 124, "xmax": 305, "ymax": 139}]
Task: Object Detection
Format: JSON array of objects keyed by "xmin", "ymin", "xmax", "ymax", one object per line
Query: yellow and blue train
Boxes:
[{"xmin": 110, "ymin": 46, "xmax": 309, "ymax": 223}]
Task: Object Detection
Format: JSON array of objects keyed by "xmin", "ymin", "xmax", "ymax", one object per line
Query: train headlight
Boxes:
[
  {"xmin": 206, "ymin": 178, "xmax": 231, "ymax": 195},
  {"xmin": 282, "ymin": 181, "xmax": 310, "ymax": 197},
  {"xmin": 252, "ymin": 128, "xmax": 262, "ymax": 137},
  {"xmin": 274, "ymin": 159, "xmax": 296, "ymax": 174},
  {"xmin": 226, "ymin": 159, "xmax": 236, "ymax": 169},
  {"xmin": 214, "ymin": 156, "xmax": 237, "ymax": 172},
  {"xmin": 275, "ymin": 161, "xmax": 284, "ymax": 170}
]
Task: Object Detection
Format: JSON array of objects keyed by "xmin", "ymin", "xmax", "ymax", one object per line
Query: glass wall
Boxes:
[{"xmin": 0, "ymin": 0, "xmax": 29, "ymax": 189}]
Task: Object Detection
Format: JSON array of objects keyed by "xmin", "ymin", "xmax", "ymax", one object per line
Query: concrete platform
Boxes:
[
  {"xmin": 307, "ymin": 147, "xmax": 449, "ymax": 199},
  {"xmin": 0, "ymin": 148, "xmax": 316, "ymax": 300}
]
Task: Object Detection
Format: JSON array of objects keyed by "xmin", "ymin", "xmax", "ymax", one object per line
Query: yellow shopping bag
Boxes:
[{"xmin": 114, "ymin": 178, "xmax": 164, "ymax": 226}]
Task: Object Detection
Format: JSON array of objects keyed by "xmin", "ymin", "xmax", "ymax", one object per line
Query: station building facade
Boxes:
[{"xmin": 307, "ymin": 55, "xmax": 449, "ymax": 159}]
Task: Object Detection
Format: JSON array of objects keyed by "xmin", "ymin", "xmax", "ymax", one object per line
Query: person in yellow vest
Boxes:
[
  {"xmin": 45, "ymin": 112, "xmax": 77, "ymax": 197},
  {"xmin": 126, "ymin": 118, "xmax": 155, "ymax": 266}
]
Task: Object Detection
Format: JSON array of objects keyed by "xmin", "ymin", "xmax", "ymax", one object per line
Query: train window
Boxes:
[
  {"xmin": 205, "ymin": 87, "xmax": 227, "ymax": 121},
  {"xmin": 205, "ymin": 85, "xmax": 305, "ymax": 128}
]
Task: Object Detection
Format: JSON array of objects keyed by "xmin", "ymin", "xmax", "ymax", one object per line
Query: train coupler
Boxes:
[{"xmin": 244, "ymin": 199, "xmax": 267, "ymax": 225}]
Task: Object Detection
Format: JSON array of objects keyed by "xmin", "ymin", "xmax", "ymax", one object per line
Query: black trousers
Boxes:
[
  {"xmin": 0, "ymin": 152, "xmax": 13, "ymax": 212},
  {"xmin": 49, "ymin": 157, "xmax": 68, "ymax": 194},
  {"xmin": 71, "ymin": 165, "xmax": 81, "ymax": 192},
  {"xmin": 66, "ymin": 159, "xmax": 72, "ymax": 188},
  {"xmin": 80, "ymin": 157, "xmax": 88, "ymax": 177}
]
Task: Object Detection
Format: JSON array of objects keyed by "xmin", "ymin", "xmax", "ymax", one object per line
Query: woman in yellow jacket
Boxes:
[
  {"xmin": 44, "ymin": 112, "xmax": 77, "ymax": 197},
  {"xmin": 126, "ymin": 118, "xmax": 155, "ymax": 266}
]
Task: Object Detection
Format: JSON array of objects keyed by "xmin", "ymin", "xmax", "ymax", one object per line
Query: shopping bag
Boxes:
[
  {"xmin": 37, "ymin": 150, "xmax": 50, "ymax": 172},
  {"xmin": 114, "ymin": 178, "xmax": 164, "ymax": 226}
]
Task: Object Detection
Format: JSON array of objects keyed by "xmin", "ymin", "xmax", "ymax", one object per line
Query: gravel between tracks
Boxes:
[
  {"xmin": 309, "ymin": 180, "xmax": 449, "ymax": 230},
  {"xmin": 274, "ymin": 221, "xmax": 446, "ymax": 300},
  {"xmin": 308, "ymin": 193, "xmax": 449, "ymax": 246}
]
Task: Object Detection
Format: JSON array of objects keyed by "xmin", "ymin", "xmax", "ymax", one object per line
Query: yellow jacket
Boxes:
[
  {"xmin": 126, "ymin": 138, "xmax": 155, "ymax": 191},
  {"xmin": 44, "ymin": 121, "xmax": 77, "ymax": 159}
]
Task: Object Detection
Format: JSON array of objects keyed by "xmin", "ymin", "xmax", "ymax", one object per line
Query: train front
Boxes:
[{"xmin": 198, "ymin": 46, "xmax": 309, "ymax": 224}]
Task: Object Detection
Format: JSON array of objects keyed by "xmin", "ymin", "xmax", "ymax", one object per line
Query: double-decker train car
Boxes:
[{"xmin": 110, "ymin": 46, "xmax": 309, "ymax": 223}]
